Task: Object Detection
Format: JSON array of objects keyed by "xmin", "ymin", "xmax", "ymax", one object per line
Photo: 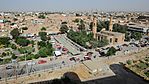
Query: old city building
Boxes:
[{"xmin": 92, "ymin": 16, "xmax": 125, "ymax": 45}]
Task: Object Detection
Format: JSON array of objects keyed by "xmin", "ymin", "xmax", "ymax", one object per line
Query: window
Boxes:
[
  {"xmin": 94, "ymin": 23, "xmax": 96, "ymax": 26},
  {"xmin": 115, "ymin": 38, "xmax": 118, "ymax": 42},
  {"xmin": 101, "ymin": 37, "xmax": 103, "ymax": 40},
  {"xmin": 110, "ymin": 38, "xmax": 112, "ymax": 43}
]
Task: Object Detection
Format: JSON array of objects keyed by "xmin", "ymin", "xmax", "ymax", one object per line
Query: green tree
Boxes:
[
  {"xmin": 10, "ymin": 28, "xmax": 20, "ymax": 39},
  {"xmin": 89, "ymin": 22, "xmax": 93, "ymax": 31},
  {"xmin": 126, "ymin": 60, "xmax": 132, "ymax": 65},
  {"xmin": 144, "ymin": 72, "xmax": 149, "ymax": 77},
  {"xmin": 61, "ymin": 22, "xmax": 67, "ymax": 24},
  {"xmin": 106, "ymin": 47, "xmax": 117, "ymax": 56},
  {"xmin": 37, "ymin": 41, "xmax": 46, "ymax": 48},
  {"xmin": 98, "ymin": 39, "xmax": 109, "ymax": 47},
  {"xmin": 33, "ymin": 54, "xmax": 40, "ymax": 59},
  {"xmin": 113, "ymin": 24, "xmax": 127, "ymax": 33},
  {"xmin": 11, "ymin": 54, "xmax": 17, "ymax": 59},
  {"xmin": 0, "ymin": 37, "xmax": 10, "ymax": 47},
  {"xmin": 11, "ymin": 44, "xmax": 17, "ymax": 49},
  {"xmin": 78, "ymin": 20, "xmax": 85, "ymax": 31},
  {"xmin": 137, "ymin": 62, "xmax": 148, "ymax": 69},
  {"xmin": 2, "ymin": 52, "xmax": 6, "ymax": 57},
  {"xmin": 38, "ymin": 14, "xmax": 46, "ymax": 19},
  {"xmin": 16, "ymin": 37, "xmax": 30, "ymax": 46},
  {"xmin": 38, "ymin": 47, "xmax": 48, "ymax": 57},
  {"xmin": 73, "ymin": 19, "xmax": 79, "ymax": 23},
  {"xmin": 125, "ymin": 32, "xmax": 131, "ymax": 41},
  {"xmin": 19, "ymin": 56, "xmax": 25, "ymax": 61},
  {"xmin": 38, "ymin": 32, "xmax": 47, "ymax": 41},
  {"xmin": 60, "ymin": 24, "xmax": 69, "ymax": 34},
  {"xmin": 41, "ymin": 27, "xmax": 46, "ymax": 31},
  {"xmin": 18, "ymin": 47, "xmax": 27, "ymax": 54},
  {"xmin": 22, "ymin": 27, "xmax": 28, "ymax": 30},
  {"xmin": 131, "ymin": 32, "xmax": 142, "ymax": 40}
]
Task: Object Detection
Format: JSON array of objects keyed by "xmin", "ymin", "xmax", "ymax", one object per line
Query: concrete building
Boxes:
[
  {"xmin": 92, "ymin": 16, "xmax": 97, "ymax": 39},
  {"xmin": 97, "ymin": 31, "xmax": 125, "ymax": 45},
  {"xmin": 109, "ymin": 16, "xmax": 113, "ymax": 31},
  {"xmin": 127, "ymin": 24, "xmax": 149, "ymax": 35},
  {"xmin": 0, "ymin": 23, "xmax": 4, "ymax": 29},
  {"xmin": 92, "ymin": 16, "xmax": 125, "ymax": 45}
]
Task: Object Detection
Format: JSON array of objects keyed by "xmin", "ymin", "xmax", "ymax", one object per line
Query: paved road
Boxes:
[
  {"xmin": 53, "ymin": 35, "xmax": 80, "ymax": 55},
  {"xmin": 0, "ymin": 56, "xmax": 77, "ymax": 79}
]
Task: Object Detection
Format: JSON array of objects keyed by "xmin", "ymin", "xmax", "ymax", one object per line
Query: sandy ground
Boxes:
[{"xmin": 0, "ymin": 64, "xmax": 92, "ymax": 84}]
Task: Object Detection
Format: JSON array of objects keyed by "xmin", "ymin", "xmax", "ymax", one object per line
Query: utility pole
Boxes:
[
  {"xmin": 3, "ymin": 60, "xmax": 7, "ymax": 84},
  {"xmin": 25, "ymin": 54, "xmax": 28, "ymax": 75},
  {"xmin": 13, "ymin": 60, "xmax": 18, "ymax": 84},
  {"xmin": 14, "ymin": 63, "xmax": 17, "ymax": 84}
]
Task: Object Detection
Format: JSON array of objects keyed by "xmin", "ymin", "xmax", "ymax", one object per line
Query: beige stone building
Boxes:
[
  {"xmin": 92, "ymin": 16, "xmax": 125, "ymax": 45},
  {"xmin": 96, "ymin": 31, "xmax": 125, "ymax": 45}
]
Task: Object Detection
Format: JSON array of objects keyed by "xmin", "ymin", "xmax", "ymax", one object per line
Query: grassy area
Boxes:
[
  {"xmin": 18, "ymin": 46, "xmax": 35, "ymax": 54},
  {"xmin": 125, "ymin": 56, "xmax": 149, "ymax": 80}
]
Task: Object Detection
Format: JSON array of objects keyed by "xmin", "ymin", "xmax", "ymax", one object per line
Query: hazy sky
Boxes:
[{"xmin": 0, "ymin": 0, "xmax": 149, "ymax": 12}]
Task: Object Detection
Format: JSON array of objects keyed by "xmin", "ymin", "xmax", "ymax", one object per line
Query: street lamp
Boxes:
[{"xmin": 25, "ymin": 53, "xmax": 28, "ymax": 75}]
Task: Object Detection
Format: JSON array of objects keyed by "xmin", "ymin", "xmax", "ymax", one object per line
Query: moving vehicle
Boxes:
[{"xmin": 38, "ymin": 60, "xmax": 47, "ymax": 64}]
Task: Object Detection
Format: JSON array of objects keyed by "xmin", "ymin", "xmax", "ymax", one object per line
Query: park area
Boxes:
[{"xmin": 125, "ymin": 56, "xmax": 149, "ymax": 81}]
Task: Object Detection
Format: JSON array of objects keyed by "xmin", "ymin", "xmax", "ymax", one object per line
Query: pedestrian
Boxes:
[
  {"xmin": 62, "ymin": 61, "xmax": 64, "ymax": 64},
  {"xmin": 94, "ymin": 55, "xmax": 96, "ymax": 58}
]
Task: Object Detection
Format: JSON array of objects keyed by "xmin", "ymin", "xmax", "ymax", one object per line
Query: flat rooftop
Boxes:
[{"xmin": 97, "ymin": 31, "xmax": 124, "ymax": 36}]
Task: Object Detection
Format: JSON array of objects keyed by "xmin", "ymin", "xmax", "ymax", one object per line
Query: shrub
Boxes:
[
  {"xmin": 26, "ymin": 55, "xmax": 32, "ymax": 60},
  {"xmin": 22, "ymin": 27, "xmax": 28, "ymax": 30},
  {"xmin": 38, "ymin": 32, "xmax": 47, "ymax": 41},
  {"xmin": 3, "ymin": 58, "xmax": 11, "ymax": 64},
  {"xmin": 15, "ymin": 37, "xmax": 30, "ymax": 46},
  {"xmin": 11, "ymin": 54, "xmax": 17, "ymax": 59},
  {"xmin": 144, "ymin": 72, "xmax": 149, "ymax": 77},
  {"xmin": 126, "ymin": 60, "xmax": 132, "ymax": 65},
  {"xmin": 38, "ymin": 15, "xmax": 45, "ymax": 19},
  {"xmin": 10, "ymin": 28, "xmax": 20, "ymax": 39},
  {"xmin": 19, "ymin": 56, "xmax": 25, "ymax": 61},
  {"xmin": 137, "ymin": 63, "xmax": 148, "ymax": 69},
  {"xmin": 33, "ymin": 54, "xmax": 39, "ymax": 59},
  {"xmin": 106, "ymin": 47, "xmax": 117, "ymax": 56},
  {"xmin": 0, "ymin": 37, "xmax": 10, "ymax": 47},
  {"xmin": 41, "ymin": 27, "xmax": 46, "ymax": 31},
  {"xmin": 11, "ymin": 44, "xmax": 17, "ymax": 49}
]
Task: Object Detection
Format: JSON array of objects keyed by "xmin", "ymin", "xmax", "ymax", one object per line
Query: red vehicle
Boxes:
[
  {"xmin": 38, "ymin": 60, "xmax": 47, "ymax": 64},
  {"xmin": 62, "ymin": 47, "xmax": 68, "ymax": 51},
  {"xmin": 69, "ymin": 57, "xmax": 80, "ymax": 62},
  {"xmin": 84, "ymin": 56, "xmax": 91, "ymax": 60}
]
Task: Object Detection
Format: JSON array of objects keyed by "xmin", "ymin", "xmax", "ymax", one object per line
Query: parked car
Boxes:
[
  {"xmin": 38, "ymin": 60, "xmax": 47, "ymax": 64},
  {"xmin": 69, "ymin": 57, "xmax": 80, "ymax": 62},
  {"xmin": 6, "ymin": 65, "xmax": 14, "ymax": 70},
  {"xmin": 84, "ymin": 56, "xmax": 91, "ymax": 60},
  {"xmin": 27, "ymin": 61, "xmax": 36, "ymax": 65}
]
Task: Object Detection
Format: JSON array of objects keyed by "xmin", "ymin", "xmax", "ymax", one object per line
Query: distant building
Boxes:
[
  {"xmin": 0, "ymin": 20, "xmax": 4, "ymax": 23},
  {"xmin": 92, "ymin": 16, "xmax": 97, "ymax": 39},
  {"xmin": 0, "ymin": 23, "xmax": 4, "ymax": 29},
  {"xmin": 127, "ymin": 24, "xmax": 149, "ymax": 35},
  {"xmin": 92, "ymin": 16, "xmax": 125, "ymax": 45}
]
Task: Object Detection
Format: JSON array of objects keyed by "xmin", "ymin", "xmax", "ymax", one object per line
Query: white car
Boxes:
[{"xmin": 27, "ymin": 61, "xmax": 36, "ymax": 65}]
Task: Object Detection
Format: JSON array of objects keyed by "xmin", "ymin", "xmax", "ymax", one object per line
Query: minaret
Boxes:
[
  {"xmin": 92, "ymin": 16, "xmax": 97, "ymax": 39},
  {"xmin": 109, "ymin": 16, "xmax": 113, "ymax": 31}
]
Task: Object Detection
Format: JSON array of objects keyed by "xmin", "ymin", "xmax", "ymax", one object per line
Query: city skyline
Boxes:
[{"xmin": 0, "ymin": 0, "xmax": 149, "ymax": 12}]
